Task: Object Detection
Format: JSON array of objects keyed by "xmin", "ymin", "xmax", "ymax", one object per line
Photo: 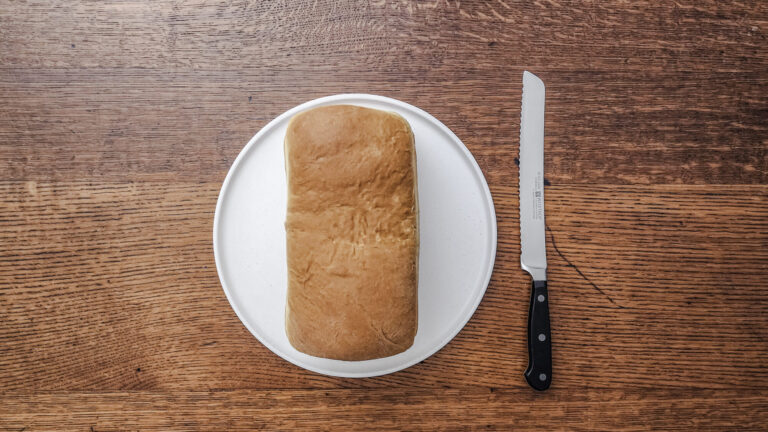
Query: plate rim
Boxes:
[{"xmin": 213, "ymin": 93, "xmax": 497, "ymax": 377}]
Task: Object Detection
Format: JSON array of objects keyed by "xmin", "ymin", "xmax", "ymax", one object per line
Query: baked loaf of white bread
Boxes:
[{"xmin": 284, "ymin": 105, "xmax": 418, "ymax": 361}]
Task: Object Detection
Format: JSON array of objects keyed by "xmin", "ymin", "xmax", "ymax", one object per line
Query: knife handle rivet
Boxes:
[
  {"xmin": 537, "ymin": 294, "xmax": 545, "ymax": 303},
  {"xmin": 538, "ymin": 333, "xmax": 546, "ymax": 342},
  {"xmin": 539, "ymin": 373, "xmax": 547, "ymax": 382}
]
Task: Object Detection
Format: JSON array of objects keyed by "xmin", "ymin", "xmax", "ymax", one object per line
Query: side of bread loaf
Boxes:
[{"xmin": 284, "ymin": 105, "xmax": 418, "ymax": 361}]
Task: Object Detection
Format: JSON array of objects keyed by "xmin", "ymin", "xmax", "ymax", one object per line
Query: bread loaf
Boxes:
[{"xmin": 284, "ymin": 105, "xmax": 418, "ymax": 361}]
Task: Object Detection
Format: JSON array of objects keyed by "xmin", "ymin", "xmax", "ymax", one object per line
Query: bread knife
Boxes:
[{"xmin": 519, "ymin": 71, "xmax": 552, "ymax": 391}]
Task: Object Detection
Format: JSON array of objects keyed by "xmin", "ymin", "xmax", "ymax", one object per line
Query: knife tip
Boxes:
[{"xmin": 523, "ymin": 71, "xmax": 545, "ymax": 91}]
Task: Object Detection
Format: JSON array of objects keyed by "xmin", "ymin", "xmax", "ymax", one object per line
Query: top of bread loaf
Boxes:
[{"xmin": 284, "ymin": 105, "xmax": 419, "ymax": 361}]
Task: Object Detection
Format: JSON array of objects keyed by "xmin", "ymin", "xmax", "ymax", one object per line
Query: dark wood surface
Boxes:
[{"xmin": 1, "ymin": 1, "xmax": 767, "ymax": 430}]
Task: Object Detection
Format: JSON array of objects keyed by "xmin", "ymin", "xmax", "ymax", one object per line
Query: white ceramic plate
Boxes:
[{"xmin": 214, "ymin": 94, "xmax": 496, "ymax": 377}]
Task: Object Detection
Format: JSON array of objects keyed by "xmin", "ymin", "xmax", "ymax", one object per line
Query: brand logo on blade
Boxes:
[{"xmin": 533, "ymin": 171, "xmax": 544, "ymax": 221}]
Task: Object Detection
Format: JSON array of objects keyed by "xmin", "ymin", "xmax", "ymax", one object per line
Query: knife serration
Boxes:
[{"xmin": 519, "ymin": 71, "xmax": 547, "ymax": 282}]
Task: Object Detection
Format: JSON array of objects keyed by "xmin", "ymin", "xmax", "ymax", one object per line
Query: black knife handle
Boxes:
[{"xmin": 524, "ymin": 279, "xmax": 552, "ymax": 391}]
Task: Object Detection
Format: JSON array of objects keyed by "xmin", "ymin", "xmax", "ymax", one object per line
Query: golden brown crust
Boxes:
[{"xmin": 284, "ymin": 105, "xmax": 418, "ymax": 361}]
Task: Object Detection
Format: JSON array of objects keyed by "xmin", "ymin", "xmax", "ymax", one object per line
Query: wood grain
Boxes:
[
  {"xmin": 1, "ymin": 1, "xmax": 766, "ymax": 185},
  {"xmin": 1, "ymin": 0, "xmax": 767, "ymax": 429},
  {"xmin": 2, "ymin": 389, "xmax": 768, "ymax": 431},
  {"xmin": 1, "ymin": 182, "xmax": 766, "ymax": 392}
]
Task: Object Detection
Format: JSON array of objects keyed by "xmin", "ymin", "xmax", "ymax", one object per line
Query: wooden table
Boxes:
[{"xmin": 2, "ymin": 1, "xmax": 766, "ymax": 430}]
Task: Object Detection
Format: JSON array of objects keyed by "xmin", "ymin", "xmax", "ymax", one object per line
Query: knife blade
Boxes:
[{"xmin": 519, "ymin": 71, "xmax": 552, "ymax": 391}]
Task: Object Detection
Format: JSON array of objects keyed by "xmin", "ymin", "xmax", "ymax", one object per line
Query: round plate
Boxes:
[{"xmin": 214, "ymin": 94, "xmax": 496, "ymax": 377}]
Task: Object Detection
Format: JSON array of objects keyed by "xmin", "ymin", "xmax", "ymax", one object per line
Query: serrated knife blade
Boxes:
[
  {"xmin": 520, "ymin": 71, "xmax": 547, "ymax": 282},
  {"xmin": 520, "ymin": 71, "xmax": 552, "ymax": 391}
]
